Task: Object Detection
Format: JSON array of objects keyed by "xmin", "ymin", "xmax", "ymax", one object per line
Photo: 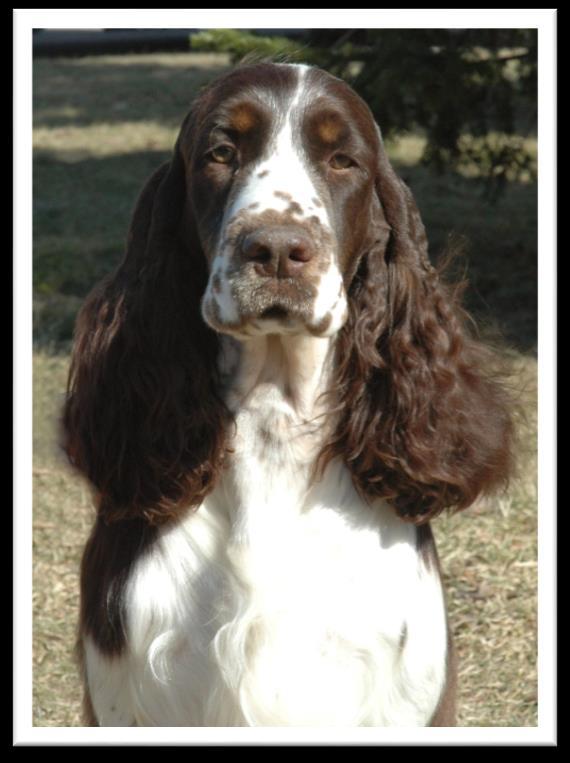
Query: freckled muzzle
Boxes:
[{"xmin": 201, "ymin": 205, "xmax": 347, "ymax": 337}]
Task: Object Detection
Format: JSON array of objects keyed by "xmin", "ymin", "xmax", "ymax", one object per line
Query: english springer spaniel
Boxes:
[{"xmin": 64, "ymin": 62, "xmax": 513, "ymax": 727}]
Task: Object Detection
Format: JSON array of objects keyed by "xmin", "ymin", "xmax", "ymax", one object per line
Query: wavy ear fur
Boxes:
[
  {"xmin": 63, "ymin": 128, "xmax": 229, "ymax": 524},
  {"xmin": 322, "ymin": 130, "xmax": 514, "ymax": 523}
]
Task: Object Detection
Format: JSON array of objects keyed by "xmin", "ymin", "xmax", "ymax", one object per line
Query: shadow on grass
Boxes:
[{"xmin": 33, "ymin": 56, "xmax": 232, "ymax": 131}]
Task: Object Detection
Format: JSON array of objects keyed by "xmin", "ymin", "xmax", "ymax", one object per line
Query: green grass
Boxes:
[{"xmin": 32, "ymin": 51, "xmax": 538, "ymax": 727}]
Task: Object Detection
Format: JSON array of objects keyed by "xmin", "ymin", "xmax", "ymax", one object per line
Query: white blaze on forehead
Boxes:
[{"xmin": 222, "ymin": 66, "xmax": 331, "ymax": 229}]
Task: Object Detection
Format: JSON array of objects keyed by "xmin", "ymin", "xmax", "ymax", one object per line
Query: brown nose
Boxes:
[{"xmin": 241, "ymin": 226, "xmax": 314, "ymax": 278}]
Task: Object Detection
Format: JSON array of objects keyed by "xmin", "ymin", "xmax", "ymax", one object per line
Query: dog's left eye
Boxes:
[
  {"xmin": 208, "ymin": 144, "xmax": 237, "ymax": 164},
  {"xmin": 329, "ymin": 153, "xmax": 356, "ymax": 170}
]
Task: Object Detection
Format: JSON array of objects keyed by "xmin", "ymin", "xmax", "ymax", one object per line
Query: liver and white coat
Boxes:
[{"xmin": 64, "ymin": 62, "xmax": 513, "ymax": 727}]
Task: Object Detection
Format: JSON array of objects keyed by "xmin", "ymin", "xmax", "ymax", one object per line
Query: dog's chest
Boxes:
[{"xmin": 124, "ymin": 395, "xmax": 447, "ymax": 726}]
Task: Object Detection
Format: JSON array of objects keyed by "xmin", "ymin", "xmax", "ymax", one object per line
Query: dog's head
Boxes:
[
  {"xmin": 177, "ymin": 63, "xmax": 396, "ymax": 338},
  {"xmin": 63, "ymin": 62, "xmax": 514, "ymax": 525}
]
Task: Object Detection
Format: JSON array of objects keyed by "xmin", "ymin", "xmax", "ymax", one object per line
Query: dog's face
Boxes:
[{"xmin": 180, "ymin": 63, "xmax": 386, "ymax": 338}]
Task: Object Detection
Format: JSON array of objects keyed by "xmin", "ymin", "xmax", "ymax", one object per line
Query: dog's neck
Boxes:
[
  {"xmin": 217, "ymin": 332, "xmax": 337, "ymax": 544},
  {"xmin": 219, "ymin": 332, "xmax": 336, "ymax": 424}
]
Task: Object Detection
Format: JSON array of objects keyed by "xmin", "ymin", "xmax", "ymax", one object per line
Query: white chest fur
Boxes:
[{"xmin": 85, "ymin": 335, "xmax": 449, "ymax": 726}]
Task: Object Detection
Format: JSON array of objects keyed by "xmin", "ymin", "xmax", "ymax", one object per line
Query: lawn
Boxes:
[{"xmin": 32, "ymin": 51, "xmax": 538, "ymax": 727}]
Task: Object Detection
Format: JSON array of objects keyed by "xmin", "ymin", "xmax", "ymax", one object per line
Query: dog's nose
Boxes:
[{"xmin": 241, "ymin": 226, "xmax": 315, "ymax": 278}]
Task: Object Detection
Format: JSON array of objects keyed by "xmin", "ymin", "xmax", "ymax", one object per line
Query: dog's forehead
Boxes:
[
  {"xmin": 188, "ymin": 63, "xmax": 374, "ymax": 140},
  {"xmin": 193, "ymin": 63, "xmax": 302, "ymax": 129}
]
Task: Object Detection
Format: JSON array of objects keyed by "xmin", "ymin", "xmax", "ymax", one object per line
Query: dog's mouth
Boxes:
[
  {"xmin": 258, "ymin": 306, "xmax": 290, "ymax": 321},
  {"xmin": 245, "ymin": 294, "xmax": 315, "ymax": 335},
  {"xmin": 229, "ymin": 274, "xmax": 317, "ymax": 322}
]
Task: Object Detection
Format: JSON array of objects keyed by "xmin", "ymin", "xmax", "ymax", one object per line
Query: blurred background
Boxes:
[{"xmin": 32, "ymin": 28, "xmax": 538, "ymax": 727}]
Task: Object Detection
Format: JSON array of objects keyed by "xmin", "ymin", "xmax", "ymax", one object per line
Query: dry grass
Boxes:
[
  {"xmin": 434, "ymin": 355, "xmax": 538, "ymax": 726},
  {"xmin": 32, "ymin": 50, "xmax": 538, "ymax": 728},
  {"xmin": 33, "ymin": 353, "xmax": 91, "ymax": 727}
]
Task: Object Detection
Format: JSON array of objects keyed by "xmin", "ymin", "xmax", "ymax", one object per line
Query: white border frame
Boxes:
[{"xmin": 14, "ymin": 8, "xmax": 557, "ymax": 746}]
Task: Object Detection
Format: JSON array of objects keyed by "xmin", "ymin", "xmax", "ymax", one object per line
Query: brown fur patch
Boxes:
[
  {"xmin": 287, "ymin": 201, "xmax": 304, "ymax": 217},
  {"xmin": 416, "ymin": 524, "xmax": 438, "ymax": 572},
  {"xmin": 316, "ymin": 116, "xmax": 344, "ymax": 144},
  {"xmin": 231, "ymin": 103, "xmax": 258, "ymax": 133},
  {"xmin": 308, "ymin": 311, "xmax": 333, "ymax": 336}
]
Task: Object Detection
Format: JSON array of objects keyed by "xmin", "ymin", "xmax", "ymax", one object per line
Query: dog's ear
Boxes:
[
  {"xmin": 63, "ymin": 120, "xmax": 229, "ymax": 525},
  {"xmin": 321, "ymin": 127, "xmax": 514, "ymax": 522}
]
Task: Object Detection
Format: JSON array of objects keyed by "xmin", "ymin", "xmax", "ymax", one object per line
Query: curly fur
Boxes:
[{"xmin": 64, "ymin": 150, "xmax": 231, "ymax": 525}]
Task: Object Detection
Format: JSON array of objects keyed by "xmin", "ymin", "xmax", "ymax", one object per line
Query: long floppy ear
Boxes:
[
  {"xmin": 323, "ymin": 129, "xmax": 514, "ymax": 523},
  {"xmin": 63, "ymin": 124, "xmax": 229, "ymax": 524}
]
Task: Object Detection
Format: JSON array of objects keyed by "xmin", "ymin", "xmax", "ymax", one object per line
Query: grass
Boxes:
[
  {"xmin": 33, "ymin": 353, "xmax": 90, "ymax": 727},
  {"xmin": 32, "ymin": 51, "xmax": 538, "ymax": 728},
  {"xmin": 434, "ymin": 355, "xmax": 538, "ymax": 726}
]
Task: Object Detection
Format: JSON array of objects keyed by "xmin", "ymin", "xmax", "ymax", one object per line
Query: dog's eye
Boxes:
[
  {"xmin": 208, "ymin": 144, "xmax": 237, "ymax": 164},
  {"xmin": 329, "ymin": 153, "xmax": 356, "ymax": 170}
]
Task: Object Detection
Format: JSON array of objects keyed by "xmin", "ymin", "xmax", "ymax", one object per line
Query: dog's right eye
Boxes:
[
  {"xmin": 208, "ymin": 144, "xmax": 237, "ymax": 164},
  {"xmin": 329, "ymin": 153, "xmax": 357, "ymax": 171}
]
